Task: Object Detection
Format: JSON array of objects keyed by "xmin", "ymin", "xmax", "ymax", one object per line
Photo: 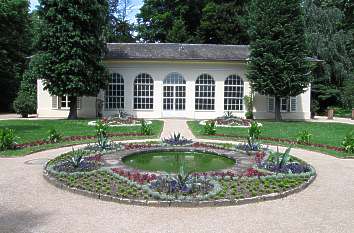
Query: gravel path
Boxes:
[
  {"xmin": 1, "ymin": 120, "xmax": 354, "ymax": 233},
  {"xmin": 1, "ymin": 143, "xmax": 354, "ymax": 233},
  {"xmin": 160, "ymin": 119, "xmax": 196, "ymax": 139}
]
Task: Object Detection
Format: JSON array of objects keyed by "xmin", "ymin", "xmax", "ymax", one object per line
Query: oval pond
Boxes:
[{"xmin": 122, "ymin": 151, "xmax": 235, "ymax": 173}]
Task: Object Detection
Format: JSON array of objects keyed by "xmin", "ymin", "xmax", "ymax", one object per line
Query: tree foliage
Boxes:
[
  {"xmin": 33, "ymin": 0, "xmax": 109, "ymax": 119},
  {"xmin": 304, "ymin": 0, "xmax": 353, "ymax": 111},
  {"xmin": 0, "ymin": 0, "xmax": 30, "ymax": 112},
  {"xmin": 107, "ymin": 0, "xmax": 135, "ymax": 42},
  {"xmin": 137, "ymin": 0, "xmax": 250, "ymax": 44},
  {"xmin": 247, "ymin": 0, "xmax": 310, "ymax": 121}
]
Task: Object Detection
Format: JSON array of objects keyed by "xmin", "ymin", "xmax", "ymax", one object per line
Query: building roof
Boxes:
[
  {"xmin": 105, "ymin": 43, "xmax": 322, "ymax": 62},
  {"xmin": 105, "ymin": 43, "xmax": 250, "ymax": 61}
]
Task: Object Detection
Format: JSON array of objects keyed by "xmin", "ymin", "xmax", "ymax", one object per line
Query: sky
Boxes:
[{"xmin": 29, "ymin": 0, "xmax": 143, "ymax": 22}]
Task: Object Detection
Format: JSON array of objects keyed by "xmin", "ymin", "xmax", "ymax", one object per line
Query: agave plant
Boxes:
[
  {"xmin": 223, "ymin": 111, "xmax": 234, "ymax": 119},
  {"xmin": 163, "ymin": 132, "xmax": 193, "ymax": 146},
  {"xmin": 260, "ymin": 147, "xmax": 310, "ymax": 174},
  {"xmin": 69, "ymin": 148, "xmax": 89, "ymax": 168}
]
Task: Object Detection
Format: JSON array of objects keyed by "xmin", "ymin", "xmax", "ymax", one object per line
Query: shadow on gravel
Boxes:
[{"xmin": 0, "ymin": 208, "xmax": 50, "ymax": 233}]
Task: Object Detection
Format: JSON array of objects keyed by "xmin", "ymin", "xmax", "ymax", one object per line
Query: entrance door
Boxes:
[{"xmin": 162, "ymin": 73, "xmax": 186, "ymax": 118}]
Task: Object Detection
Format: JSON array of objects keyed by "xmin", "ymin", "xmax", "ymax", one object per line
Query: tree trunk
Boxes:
[
  {"xmin": 68, "ymin": 96, "xmax": 78, "ymax": 120},
  {"xmin": 274, "ymin": 96, "xmax": 282, "ymax": 121}
]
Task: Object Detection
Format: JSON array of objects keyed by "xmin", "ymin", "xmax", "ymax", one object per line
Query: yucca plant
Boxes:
[
  {"xmin": 296, "ymin": 130, "xmax": 312, "ymax": 144},
  {"xmin": 47, "ymin": 128, "xmax": 63, "ymax": 143}
]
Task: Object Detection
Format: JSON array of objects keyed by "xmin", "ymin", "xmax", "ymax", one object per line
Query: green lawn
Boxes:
[
  {"xmin": 0, "ymin": 119, "xmax": 163, "ymax": 157},
  {"xmin": 188, "ymin": 121, "xmax": 354, "ymax": 158}
]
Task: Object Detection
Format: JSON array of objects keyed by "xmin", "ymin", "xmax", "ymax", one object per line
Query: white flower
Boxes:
[{"xmin": 257, "ymin": 122, "xmax": 263, "ymax": 127}]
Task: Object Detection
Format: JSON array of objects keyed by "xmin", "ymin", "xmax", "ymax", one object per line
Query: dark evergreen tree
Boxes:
[
  {"xmin": 197, "ymin": 0, "xmax": 249, "ymax": 44},
  {"xmin": 247, "ymin": 0, "xmax": 310, "ymax": 121},
  {"xmin": 0, "ymin": 0, "xmax": 30, "ymax": 112},
  {"xmin": 136, "ymin": 0, "xmax": 250, "ymax": 44},
  {"xmin": 33, "ymin": 0, "xmax": 109, "ymax": 119}
]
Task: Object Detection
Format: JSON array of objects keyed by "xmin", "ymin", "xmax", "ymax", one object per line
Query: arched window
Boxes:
[
  {"xmin": 134, "ymin": 73, "xmax": 154, "ymax": 110},
  {"xmin": 163, "ymin": 72, "xmax": 186, "ymax": 111},
  {"xmin": 105, "ymin": 73, "xmax": 124, "ymax": 110},
  {"xmin": 195, "ymin": 74, "xmax": 215, "ymax": 110},
  {"xmin": 224, "ymin": 75, "xmax": 244, "ymax": 111}
]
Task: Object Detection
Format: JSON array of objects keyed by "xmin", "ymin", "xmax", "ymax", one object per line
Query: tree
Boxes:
[
  {"xmin": 247, "ymin": 0, "xmax": 310, "ymax": 121},
  {"xmin": 304, "ymin": 0, "xmax": 353, "ymax": 111},
  {"xmin": 33, "ymin": 0, "xmax": 109, "ymax": 119},
  {"xmin": 197, "ymin": 0, "xmax": 249, "ymax": 44},
  {"xmin": 136, "ymin": 0, "xmax": 250, "ymax": 44},
  {"xmin": 0, "ymin": 0, "xmax": 30, "ymax": 112},
  {"xmin": 107, "ymin": 0, "xmax": 135, "ymax": 42}
]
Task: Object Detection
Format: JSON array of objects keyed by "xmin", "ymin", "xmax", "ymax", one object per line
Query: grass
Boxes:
[
  {"xmin": 0, "ymin": 119, "xmax": 163, "ymax": 157},
  {"xmin": 188, "ymin": 120, "xmax": 354, "ymax": 158}
]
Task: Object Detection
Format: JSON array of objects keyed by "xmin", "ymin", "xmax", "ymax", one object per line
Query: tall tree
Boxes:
[
  {"xmin": 0, "ymin": 0, "xmax": 30, "ymax": 112},
  {"xmin": 197, "ymin": 0, "xmax": 249, "ymax": 44},
  {"xmin": 304, "ymin": 0, "xmax": 353, "ymax": 111},
  {"xmin": 33, "ymin": 0, "xmax": 109, "ymax": 119},
  {"xmin": 247, "ymin": 0, "xmax": 310, "ymax": 121},
  {"xmin": 108, "ymin": 0, "xmax": 135, "ymax": 42},
  {"xmin": 136, "ymin": 0, "xmax": 250, "ymax": 44}
]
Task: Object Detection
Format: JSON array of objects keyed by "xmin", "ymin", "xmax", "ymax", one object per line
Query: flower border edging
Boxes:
[{"xmin": 43, "ymin": 168, "xmax": 316, "ymax": 208}]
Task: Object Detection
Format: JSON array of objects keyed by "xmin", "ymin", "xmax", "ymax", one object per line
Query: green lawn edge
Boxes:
[
  {"xmin": 0, "ymin": 120, "xmax": 164, "ymax": 157},
  {"xmin": 187, "ymin": 121, "xmax": 353, "ymax": 159}
]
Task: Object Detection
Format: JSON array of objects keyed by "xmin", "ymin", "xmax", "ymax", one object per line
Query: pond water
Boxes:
[{"xmin": 122, "ymin": 151, "xmax": 235, "ymax": 173}]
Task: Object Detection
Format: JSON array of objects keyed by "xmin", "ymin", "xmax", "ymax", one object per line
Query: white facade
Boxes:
[{"xmin": 37, "ymin": 59, "xmax": 311, "ymax": 120}]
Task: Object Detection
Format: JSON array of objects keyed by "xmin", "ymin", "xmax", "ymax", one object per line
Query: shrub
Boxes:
[
  {"xmin": 244, "ymin": 95, "xmax": 254, "ymax": 119},
  {"xmin": 13, "ymin": 91, "xmax": 36, "ymax": 118},
  {"xmin": 47, "ymin": 128, "xmax": 62, "ymax": 143},
  {"xmin": 245, "ymin": 111, "xmax": 253, "ymax": 119},
  {"xmin": 296, "ymin": 130, "xmax": 312, "ymax": 144},
  {"xmin": 342, "ymin": 131, "xmax": 354, "ymax": 153},
  {"xmin": 141, "ymin": 119, "xmax": 153, "ymax": 135},
  {"xmin": 0, "ymin": 128, "xmax": 17, "ymax": 151},
  {"xmin": 204, "ymin": 120, "xmax": 216, "ymax": 135}
]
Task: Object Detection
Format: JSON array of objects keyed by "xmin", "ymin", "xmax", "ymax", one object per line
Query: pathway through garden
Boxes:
[
  {"xmin": 1, "ymin": 120, "xmax": 354, "ymax": 233},
  {"xmin": 160, "ymin": 118, "xmax": 196, "ymax": 139}
]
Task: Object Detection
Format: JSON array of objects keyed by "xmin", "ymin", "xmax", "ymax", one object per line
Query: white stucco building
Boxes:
[{"xmin": 37, "ymin": 43, "xmax": 312, "ymax": 119}]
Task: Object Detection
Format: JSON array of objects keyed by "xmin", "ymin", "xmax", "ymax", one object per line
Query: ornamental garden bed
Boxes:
[
  {"xmin": 199, "ymin": 115, "xmax": 251, "ymax": 128},
  {"xmin": 44, "ymin": 140, "xmax": 316, "ymax": 207},
  {"xmin": 88, "ymin": 112, "xmax": 152, "ymax": 127}
]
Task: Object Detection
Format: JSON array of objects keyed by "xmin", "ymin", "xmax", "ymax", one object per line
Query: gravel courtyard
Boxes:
[{"xmin": 1, "ymin": 139, "xmax": 354, "ymax": 233}]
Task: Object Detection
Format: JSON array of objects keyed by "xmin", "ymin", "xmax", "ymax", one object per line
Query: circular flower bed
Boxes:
[{"xmin": 44, "ymin": 141, "xmax": 316, "ymax": 207}]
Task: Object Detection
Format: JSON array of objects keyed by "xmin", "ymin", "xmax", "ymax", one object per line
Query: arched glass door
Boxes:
[{"xmin": 163, "ymin": 72, "xmax": 186, "ymax": 117}]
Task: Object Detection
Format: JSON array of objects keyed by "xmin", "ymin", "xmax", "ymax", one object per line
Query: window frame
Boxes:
[
  {"xmin": 224, "ymin": 74, "xmax": 244, "ymax": 111},
  {"xmin": 60, "ymin": 96, "xmax": 70, "ymax": 109},
  {"xmin": 195, "ymin": 74, "xmax": 216, "ymax": 111},
  {"xmin": 133, "ymin": 73, "xmax": 154, "ymax": 110},
  {"xmin": 268, "ymin": 96, "xmax": 297, "ymax": 113},
  {"xmin": 105, "ymin": 73, "xmax": 124, "ymax": 110}
]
